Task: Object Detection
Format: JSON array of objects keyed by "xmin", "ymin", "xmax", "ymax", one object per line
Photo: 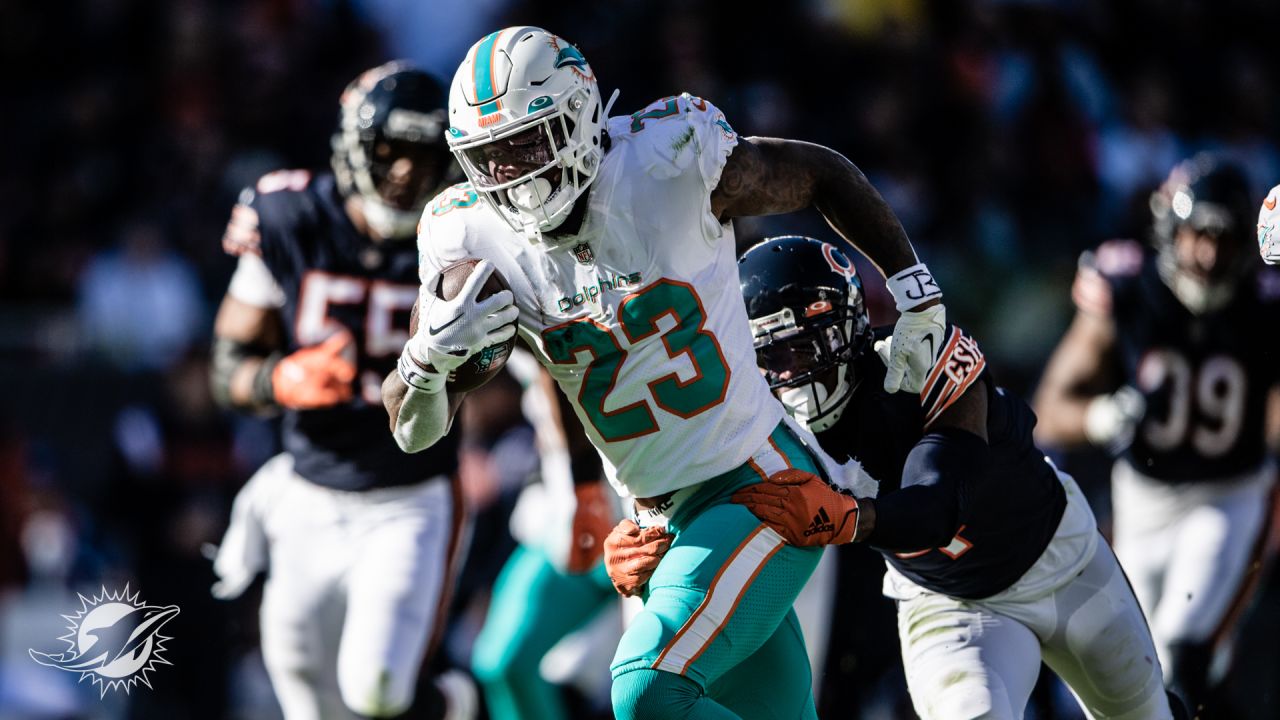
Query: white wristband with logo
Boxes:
[
  {"xmin": 887, "ymin": 262, "xmax": 943, "ymax": 312},
  {"xmin": 398, "ymin": 346, "xmax": 448, "ymax": 395}
]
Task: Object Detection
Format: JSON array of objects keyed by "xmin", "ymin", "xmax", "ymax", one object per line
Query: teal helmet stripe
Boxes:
[{"xmin": 472, "ymin": 30, "xmax": 503, "ymax": 115}]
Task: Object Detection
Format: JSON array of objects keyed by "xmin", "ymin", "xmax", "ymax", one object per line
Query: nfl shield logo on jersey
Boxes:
[{"xmin": 572, "ymin": 242, "xmax": 594, "ymax": 264}]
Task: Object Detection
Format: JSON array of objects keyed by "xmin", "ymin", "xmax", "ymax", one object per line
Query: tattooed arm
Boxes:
[
  {"xmin": 710, "ymin": 137, "xmax": 921, "ymax": 279},
  {"xmin": 713, "ymin": 137, "xmax": 945, "ymax": 394}
]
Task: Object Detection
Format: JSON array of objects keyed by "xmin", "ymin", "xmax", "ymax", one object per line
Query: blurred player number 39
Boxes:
[{"xmin": 27, "ymin": 585, "xmax": 180, "ymax": 698}]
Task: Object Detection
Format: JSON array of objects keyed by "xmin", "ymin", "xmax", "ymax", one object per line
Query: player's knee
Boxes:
[
  {"xmin": 469, "ymin": 644, "xmax": 506, "ymax": 687},
  {"xmin": 338, "ymin": 666, "xmax": 413, "ymax": 718},
  {"xmin": 611, "ymin": 668, "xmax": 703, "ymax": 720},
  {"xmin": 260, "ymin": 631, "xmax": 325, "ymax": 689},
  {"xmin": 911, "ymin": 674, "xmax": 1013, "ymax": 720},
  {"xmin": 339, "ymin": 671, "xmax": 476, "ymax": 720},
  {"xmin": 925, "ymin": 692, "xmax": 1008, "ymax": 720},
  {"xmin": 470, "ymin": 639, "xmax": 536, "ymax": 691}
]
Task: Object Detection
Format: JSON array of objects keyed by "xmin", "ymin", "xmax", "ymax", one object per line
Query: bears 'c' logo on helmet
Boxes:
[{"xmin": 821, "ymin": 243, "xmax": 855, "ymax": 277}]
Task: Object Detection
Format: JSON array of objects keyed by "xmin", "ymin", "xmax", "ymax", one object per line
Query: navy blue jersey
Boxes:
[
  {"xmin": 224, "ymin": 170, "xmax": 458, "ymax": 490},
  {"xmin": 1076, "ymin": 239, "xmax": 1280, "ymax": 483},
  {"xmin": 814, "ymin": 326, "xmax": 1067, "ymax": 600}
]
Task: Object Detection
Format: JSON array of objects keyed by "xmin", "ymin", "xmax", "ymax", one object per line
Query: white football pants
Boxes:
[
  {"xmin": 1111, "ymin": 460, "xmax": 1275, "ymax": 675},
  {"xmin": 235, "ymin": 454, "xmax": 463, "ymax": 720},
  {"xmin": 886, "ymin": 468, "xmax": 1172, "ymax": 720}
]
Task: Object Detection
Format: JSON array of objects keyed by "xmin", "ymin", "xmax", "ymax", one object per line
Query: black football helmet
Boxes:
[
  {"xmin": 738, "ymin": 236, "xmax": 872, "ymax": 432},
  {"xmin": 1149, "ymin": 154, "xmax": 1256, "ymax": 313},
  {"xmin": 331, "ymin": 61, "xmax": 454, "ymax": 240}
]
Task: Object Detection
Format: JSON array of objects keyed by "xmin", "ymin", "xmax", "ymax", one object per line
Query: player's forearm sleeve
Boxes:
[
  {"xmin": 391, "ymin": 383, "xmax": 452, "ymax": 453},
  {"xmin": 867, "ymin": 428, "xmax": 989, "ymax": 551},
  {"xmin": 210, "ymin": 336, "xmax": 280, "ymax": 412}
]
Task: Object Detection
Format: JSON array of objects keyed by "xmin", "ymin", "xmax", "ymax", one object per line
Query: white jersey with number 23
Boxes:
[{"xmin": 418, "ymin": 93, "xmax": 783, "ymax": 499}]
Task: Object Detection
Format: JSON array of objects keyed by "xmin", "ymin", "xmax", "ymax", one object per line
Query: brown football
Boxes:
[{"xmin": 412, "ymin": 258, "xmax": 516, "ymax": 392}]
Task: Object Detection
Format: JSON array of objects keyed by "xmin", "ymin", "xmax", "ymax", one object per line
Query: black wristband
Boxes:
[
  {"xmin": 251, "ymin": 352, "xmax": 283, "ymax": 409},
  {"xmin": 211, "ymin": 337, "xmax": 281, "ymax": 412}
]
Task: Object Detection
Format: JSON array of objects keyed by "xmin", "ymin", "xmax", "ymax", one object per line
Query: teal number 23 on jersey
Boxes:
[{"xmin": 542, "ymin": 280, "xmax": 731, "ymax": 442}]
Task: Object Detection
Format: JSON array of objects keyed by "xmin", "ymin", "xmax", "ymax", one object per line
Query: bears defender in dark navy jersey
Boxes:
[
  {"xmin": 819, "ymin": 327, "xmax": 1065, "ymax": 598},
  {"xmin": 725, "ymin": 236, "xmax": 1178, "ymax": 719},
  {"xmin": 211, "ymin": 60, "xmax": 460, "ymax": 492},
  {"xmin": 209, "ymin": 62, "xmax": 483, "ymax": 720},
  {"xmin": 1035, "ymin": 155, "xmax": 1279, "ymax": 716},
  {"xmin": 222, "ymin": 169, "xmax": 458, "ymax": 490},
  {"xmin": 1066, "ymin": 237, "xmax": 1280, "ymax": 483},
  {"xmin": 736, "ymin": 235, "xmax": 1065, "ymax": 599}
]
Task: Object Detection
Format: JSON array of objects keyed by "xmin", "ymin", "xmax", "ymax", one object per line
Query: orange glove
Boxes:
[
  {"xmin": 603, "ymin": 519, "xmax": 672, "ymax": 597},
  {"xmin": 731, "ymin": 469, "xmax": 861, "ymax": 547},
  {"xmin": 567, "ymin": 481, "xmax": 616, "ymax": 573},
  {"xmin": 272, "ymin": 332, "xmax": 357, "ymax": 409}
]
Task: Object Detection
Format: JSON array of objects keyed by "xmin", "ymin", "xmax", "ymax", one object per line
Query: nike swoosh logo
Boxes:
[
  {"xmin": 428, "ymin": 313, "xmax": 464, "ymax": 335},
  {"xmin": 1266, "ymin": 197, "xmax": 1277, "ymax": 211}
]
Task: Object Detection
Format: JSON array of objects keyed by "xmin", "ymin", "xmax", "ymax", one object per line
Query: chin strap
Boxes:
[
  {"xmin": 602, "ymin": 88, "xmax": 621, "ymax": 119},
  {"xmin": 780, "ymin": 364, "xmax": 853, "ymax": 433}
]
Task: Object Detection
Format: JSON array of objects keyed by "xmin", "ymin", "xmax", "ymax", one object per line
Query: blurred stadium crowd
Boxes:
[{"xmin": 1, "ymin": 0, "xmax": 1278, "ymax": 717}]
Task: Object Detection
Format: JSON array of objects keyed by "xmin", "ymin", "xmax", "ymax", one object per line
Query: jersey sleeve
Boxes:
[
  {"xmin": 417, "ymin": 183, "xmax": 489, "ymax": 287},
  {"xmin": 221, "ymin": 191, "xmax": 264, "ymax": 258},
  {"xmin": 220, "ymin": 179, "xmax": 287, "ymax": 307},
  {"xmin": 222, "ymin": 169, "xmax": 314, "ymax": 263},
  {"xmin": 1072, "ymin": 238, "xmax": 1142, "ymax": 318},
  {"xmin": 227, "ymin": 253, "xmax": 286, "ymax": 309},
  {"xmin": 624, "ymin": 93, "xmax": 739, "ymax": 192},
  {"xmin": 416, "ymin": 217, "xmax": 445, "ymax": 288},
  {"xmin": 918, "ymin": 324, "xmax": 988, "ymax": 429}
]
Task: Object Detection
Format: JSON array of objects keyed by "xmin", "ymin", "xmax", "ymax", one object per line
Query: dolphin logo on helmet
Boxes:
[{"xmin": 554, "ymin": 46, "xmax": 590, "ymax": 72}]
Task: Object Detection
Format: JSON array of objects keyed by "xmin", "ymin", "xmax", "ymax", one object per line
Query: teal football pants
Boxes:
[
  {"xmin": 471, "ymin": 544, "xmax": 616, "ymax": 720},
  {"xmin": 610, "ymin": 423, "xmax": 823, "ymax": 720}
]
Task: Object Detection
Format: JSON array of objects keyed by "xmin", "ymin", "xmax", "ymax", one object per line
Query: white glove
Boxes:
[
  {"xmin": 880, "ymin": 304, "xmax": 946, "ymax": 394},
  {"xmin": 1084, "ymin": 386, "xmax": 1146, "ymax": 453},
  {"xmin": 409, "ymin": 260, "xmax": 519, "ymax": 375}
]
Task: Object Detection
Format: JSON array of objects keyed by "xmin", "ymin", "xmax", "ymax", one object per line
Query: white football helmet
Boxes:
[{"xmin": 446, "ymin": 27, "xmax": 614, "ymax": 244}]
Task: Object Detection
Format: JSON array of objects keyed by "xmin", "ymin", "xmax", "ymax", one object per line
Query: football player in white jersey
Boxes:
[{"xmin": 384, "ymin": 26, "xmax": 944, "ymax": 719}]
